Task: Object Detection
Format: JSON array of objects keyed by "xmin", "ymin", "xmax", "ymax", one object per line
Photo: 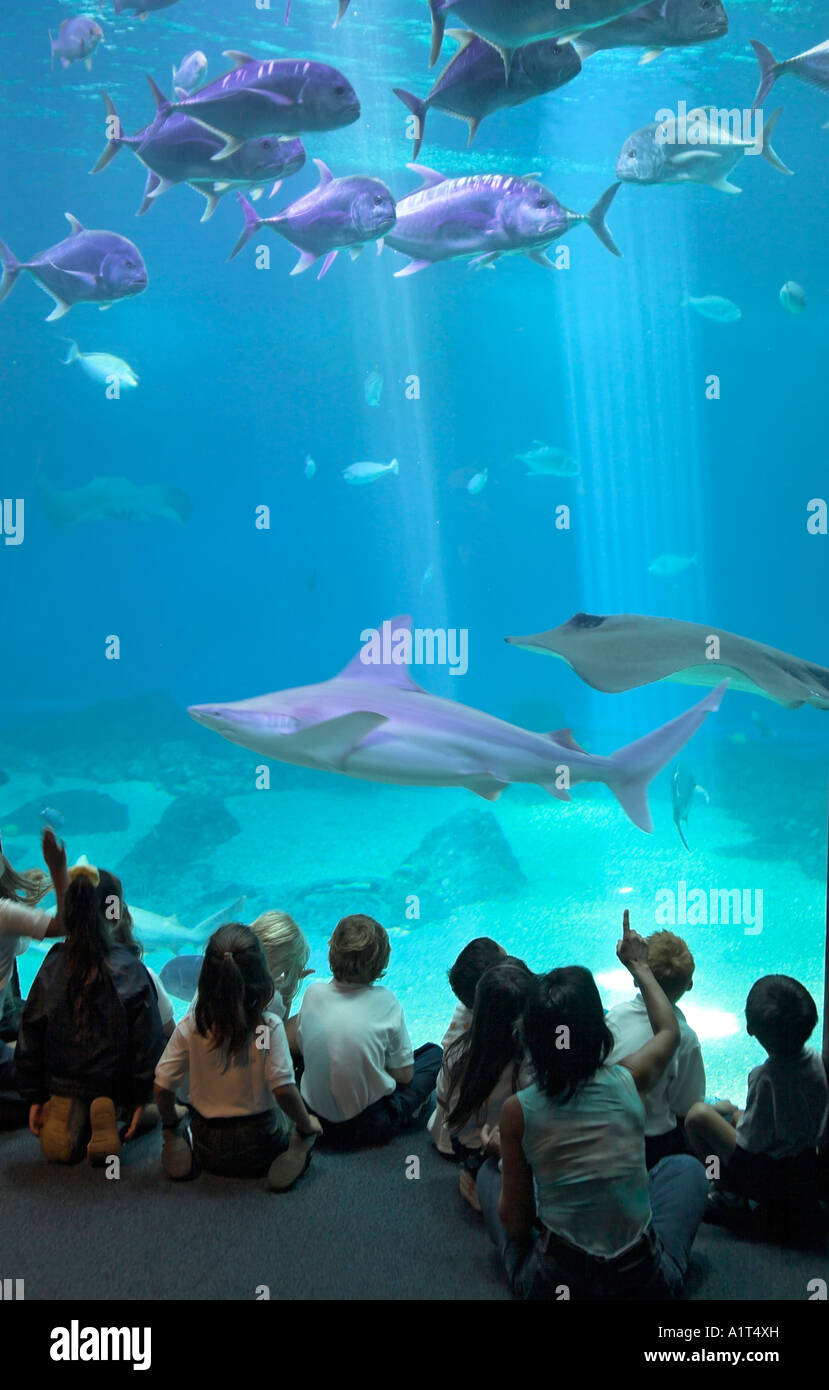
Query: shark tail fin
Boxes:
[
  {"xmin": 750, "ymin": 39, "xmax": 781, "ymax": 110},
  {"xmin": 0, "ymin": 237, "xmax": 22, "ymax": 305},
  {"xmin": 605, "ymin": 682, "xmax": 727, "ymax": 833},
  {"xmin": 229, "ymin": 192, "xmax": 262, "ymax": 261},
  {"xmin": 760, "ymin": 107, "xmax": 792, "ymax": 175}
]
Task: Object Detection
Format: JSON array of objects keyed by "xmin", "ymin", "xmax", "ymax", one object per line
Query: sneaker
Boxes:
[
  {"xmin": 266, "ymin": 1129, "xmax": 316, "ymax": 1192},
  {"xmin": 87, "ymin": 1097, "xmax": 121, "ymax": 1167},
  {"xmin": 703, "ymin": 1186, "xmax": 752, "ymax": 1226},
  {"xmin": 161, "ymin": 1122, "xmax": 196, "ymax": 1181},
  {"xmin": 40, "ymin": 1095, "xmax": 88, "ymax": 1164}
]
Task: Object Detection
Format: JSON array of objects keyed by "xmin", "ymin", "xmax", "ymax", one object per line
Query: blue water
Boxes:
[{"xmin": 1, "ymin": 0, "xmax": 827, "ymax": 1102}]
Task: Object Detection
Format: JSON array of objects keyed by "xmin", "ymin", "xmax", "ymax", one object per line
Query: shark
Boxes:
[
  {"xmin": 188, "ymin": 616, "xmax": 727, "ymax": 833},
  {"xmin": 28, "ymin": 892, "xmax": 246, "ymax": 959}
]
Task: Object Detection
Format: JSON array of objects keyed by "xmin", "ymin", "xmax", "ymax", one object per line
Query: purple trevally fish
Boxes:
[
  {"xmin": 93, "ymin": 87, "xmax": 306, "ymax": 221},
  {"xmin": 395, "ymin": 33, "xmax": 581, "ymax": 159},
  {"xmin": 49, "ymin": 16, "xmax": 104, "ymax": 71},
  {"xmin": 575, "ymin": 0, "xmax": 728, "ymax": 63},
  {"xmin": 0, "ymin": 215, "xmax": 147, "ymax": 321},
  {"xmin": 188, "ymin": 614, "xmax": 727, "ymax": 832},
  {"xmin": 385, "ymin": 166, "xmax": 620, "ymax": 276},
  {"xmin": 229, "ymin": 160, "xmax": 396, "ymax": 279},
  {"xmin": 428, "ymin": 0, "xmax": 647, "ymax": 73},
  {"xmin": 113, "ymin": 0, "xmax": 181, "ymax": 18},
  {"xmin": 147, "ymin": 50, "xmax": 361, "ymax": 160},
  {"xmin": 751, "ymin": 36, "xmax": 829, "ymax": 113}
]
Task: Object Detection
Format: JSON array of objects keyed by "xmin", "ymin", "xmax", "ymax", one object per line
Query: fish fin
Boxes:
[
  {"xmin": 269, "ymin": 180, "xmax": 282, "ymax": 198},
  {"xmin": 605, "ymin": 682, "xmax": 727, "ymax": 833},
  {"xmin": 469, "ymin": 252, "xmax": 501, "ymax": 269},
  {"xmin": 0, "ymin": 237, "xmax": 22, "ymax": 304},
  {"xmin": 573, "ymin": 40, "xmax": 599, "ymax": 60},
  {"xmin": 393, "ymin": 89, "xmax": 427, "ymax": 160},
  {"xmin": 49, "ymin": 30, "xmax": 55, "ymax": 71},
  {"xmin": 62, "ymin": 339, "xmax": 80, "ymax": 365},
  {"xmin": 676, "ymin": 820, "xmax": 691, "ymax": 851},
  {"xmin": 549, "ymin": 728, "xmax": 589, "ymax": 754},
  {"xmin": 540, "ymin": 782, "xmax": 572, "ymax": 803},
  {"xmin": 761, "ymin": 107, "xmax": 793, "ymax": 175},
  {"xmin": 639, "ymin": 48, "xmax": 664, "ymax": 65},
  {"xmin": 228, "ymin": 192, "xmax": 263, "ymax": 260},
  {"xmin": 337, "ymin": 615, "xmax": 427, "ymax": 690},
  {"xmin": 288, "ymin": 712, "xmax": 388, "ymax": 769},
  {"xmin": 55, "ymin": 262, "xmax": 97, "ymax": 287},
  {"xmin": 91, "ymin": 94, "xmax": 123, "ymax": 174},
  {"xmin": 209, "ymin": 130, "xmax": 245, "ymax": 161},
  {"xmin": 525, "ymin": 249, "xmax": 552, "ymax": 268},
  {"xmin": 223, "ymin": 50, "xmax": 254, "ymax": 68},
  {"xmin": 406, "ymin": 161, "xmax": 446, "ymax": 189},
  {"xmin": 695, "ymin": 785, "xmax": 710, "ymax": 804},
  {"xmin": 189, "ymin": 184, "xmax": 221, "ymax": 222},
  {"xmin": 65, "ymin": 213, "xmax": 85, "ymax": 235},
  {"xmin": 389, "ymin": 458, "xmax": 399, "ymax": 474},
  {"xmin": 292, "ymin": 249, "xmax": 320, "ymax": 276},
  {"xmin": 463, "ymin": 777, "xmax": 511, "ymax": 802},
  {"xmin": 463, "ymin": 115, "xmax": 482, "ymax": 146},
  {"xmin": 314, "ymin": 158, "xmax": 334, "ymax": 185},
  {"xmin": 479, "ymin": 37, "xmax": 516, "ymax": 80},
  {"xmin": 376, "ymin": 238, "xmax": 385, "ymax": 254},
  {"xmin": 85, "ymin": 57, "xmax": 93, "ymax": 72},
  {"xmin": 212, "ymin": 181, "xmax": 231, "ymax": 193},
  {"xmin": 137, "ymin": 171, "xmax": 162, "ymax": 215},
  {"xmin": 334, "ymin": 0, "xmax": 350, "ymax": 27},
  {"xmin": 173, "ymin": 86, "xmax": 189, "ymax": 101},
  {"xmin": 586, "ymin": 183, "xmax": 622, "ymax": 257},
  {"xmin": 428, "ymin": 0, "xmax": 447, "ymax": 67},
  {"xmin": 317, "ymin": 249, "xmax": 339, "ymax": 279},
  {"xmin": 711, "ymin": 175, "xmax": 742, "ymax": 194},
  {"xmin": 145, "ymin": 73, "xmax": 171, "ymax": 115},
  {"xmin": 349, "ymin": 245, "xmax": 364, "ymax": 261},
  {"xmin": 45, "ymin": 297, "xmax": 72, "ymax": 322},
  {"xmin": 393, "ymin": 257, "xmax": 433, "ymax": 278},
  {"xmin": 670, "ymin": 150, "xmax": 720, "ymax": 164},
  {"xmin": 750, "ymin": 38, "xmax": 780, "ymax": 110},
  {"xmin": 445, "ymin": 28, "xmax": 476, "ymax": 54}
]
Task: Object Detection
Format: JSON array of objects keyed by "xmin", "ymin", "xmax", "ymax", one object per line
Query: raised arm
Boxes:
[
  {"xmin": 40, "ymin": 829, "xmax": 69, "ymax": 935},
  {"xmin": 615, "ymin": 910, "xmax": 679, "ymax": 1097}
]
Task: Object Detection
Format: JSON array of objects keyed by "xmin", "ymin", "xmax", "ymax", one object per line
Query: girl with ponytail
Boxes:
[
  {"xmin": 154, "ymin": 923, "xmax": 321, "ymax": 1189},
  {"xmin": 15, "ymin": 858, "xmax": 166, "ymax": 1166}
]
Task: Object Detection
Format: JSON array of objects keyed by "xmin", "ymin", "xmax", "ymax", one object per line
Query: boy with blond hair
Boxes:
[
  {"xmin": 297, "ymin": 914, "xmax": 441, "ymax": 1148},
  {"xmin": 606, "ymin": 929, "xmax": 705, "ymax": 1168}
]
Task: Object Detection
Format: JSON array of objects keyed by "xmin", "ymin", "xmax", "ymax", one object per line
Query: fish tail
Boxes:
[
  {"xmin": 750, "ymin": 39, "xmax": 781, "ymax": 110},
  {"xmin": 586, "ymin": 183, "xmax": 622, "ymax": 258},
  {"xmin": 62, "ymin": 339, "xmax": 80, "ymax": 365},
  {"xmin": 760, "ymin": 107, "xmax": 793, "ymax": 176},
  {"xmin": 228, "ymin": 192, "xmax": 263, "ymax": 261},
  {"xmin": 91, "ymin": 93, "xmax": 124, "ymax": 174},
  {"xmin": 428, "ymin": 0, "xmax": 447, "ymax": 67},
  {"xmin": 393, "ymin": 90, "xmax": 428, "ymax": 160},
  {"xmin": 335, "ymin": 0, "xmax": 350, "ymax": 27},
  {"xmin": 389, "ymin": 458, "xmax": 400, "ymax": 474},
  {"xmin": 677, "ymin": 819, "xmax": 691, "ymax": 852},
  {"xmin": 0, "ymin": 237, "xmax": 22, "ymax": 305},
  {"xmin": 603, "ymin": 682, "xmax": 727, "ymax": 832}
]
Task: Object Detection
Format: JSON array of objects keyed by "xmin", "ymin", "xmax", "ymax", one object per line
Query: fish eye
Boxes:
[
  {"xmin": 124, "ymin": 259, "xmax": 135, "ymax": 268},
  {"xmin": 374, "ymin": 194, "xmax": 384, "ymax": 205},
  {"xmin": 537, "ymin": 198, "xmax": 549, "ymax": 208},
  {"xmin": 334, "ymin": 84, "xmax": 346, "ymax": 95}
]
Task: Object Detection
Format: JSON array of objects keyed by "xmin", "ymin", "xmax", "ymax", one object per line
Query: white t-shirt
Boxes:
[
  {"xmin": 736, "ymin": 1047, "xmax": 829, "ymax": 1159},
  {"xmin": 427, "ymin": 1003, "xmax": 474, "ymax": 1153},
  {"xmin": 606, "ymin": 994, "xmax": 705, "ymax": 1136},
  {"xmin": 145, "ymin": 967, "xmax": 175, "ymax": 1031},
  {"xmin": 435, "ymin": 1054, "xmax": 533, "ymax": 1151},
  {"xmin": 298, "ymin": 979, "xmax": 413, "ymax": 1123},
  {"xmin": 0, "ymin": 898, "xmax": 52, "ymax": 1001},
  {"xmin": 155, "ymin": 1011, "xmax": 295, "ymax": 1119}
]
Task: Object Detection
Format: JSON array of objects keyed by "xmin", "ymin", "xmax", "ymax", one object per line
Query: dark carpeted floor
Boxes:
[{"xmin": 2, "ymin": 1121, "xmax": 826, "ymax": 1301}]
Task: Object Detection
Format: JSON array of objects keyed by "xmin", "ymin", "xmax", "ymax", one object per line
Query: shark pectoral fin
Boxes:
[
  {"xmin": 288, "ymin": 711, "xmax": 388, "ymax": 767},
  {"xmin": 541, "ymin": 782, "xmax": 572, "ymax": 802},
  {"xmin": 548, "ymin": 727, "xmax": 589, "ymax": 754},
  {"xmin": 463, "ymin": 776, "xmax": 511, "ymax": 801}
]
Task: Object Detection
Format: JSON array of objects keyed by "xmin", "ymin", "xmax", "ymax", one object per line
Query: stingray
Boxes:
[{"xmin": 505, "ymin": 612, "xmax": 829, "ymax": 710}]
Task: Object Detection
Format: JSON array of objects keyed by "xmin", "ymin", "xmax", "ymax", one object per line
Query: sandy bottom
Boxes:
[{"xmin": 9, "ymin": 767, "xmax": 825, "ymax": 1105}]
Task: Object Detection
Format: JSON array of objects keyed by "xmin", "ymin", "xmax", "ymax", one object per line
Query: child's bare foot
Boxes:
[
  {"xmin": 459, "ymin": 1168, "xmax": 481, "ymax": 1212},
  {"xmin": 266, "ymin": 1129, "xmax": 316, "ymax": 1192}
]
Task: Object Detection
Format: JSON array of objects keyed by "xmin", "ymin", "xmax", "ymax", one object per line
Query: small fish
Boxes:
[
  {"xmin": 0, "ymin": 215, "xmax": 148, "ymax": 322},
  {"xmin": 63, "ymin": 340, "xmax": 139, "ymax": 388},
  {"xmin": 364, "ymin": 370, "xmax": 383, "ymax": 407},
  {"xmin": 671, "ymin": 762, "xmax": 708, "ymax": 851},
  {"xmin": 304, "ymin": 454, "xmax": 317, "ymax": 479},
  {"xmin": 648, "ymin": 553, "xmax": 697, "ymax": 578},
  {"xmin": 780, "ymin": 280, "xmax": 806, "ymax": 314},
  {"xmin": 343, "ymin": 458, "xmax": 400, "ymax": 485},
  {"xmin": 49, "ymin": 16, "xmax": 103, "ymax": 71},
  {"xmin": 172, "ymin": 50, "xmax": 207, "ymax": 93},
  {"xmin": 39, "ymin": 807, "xmax": 65, "ymax": 832},
  {"xmin": 514, "ymin": 441, "xmax": 579, "ymax": 476},
  {"xmin": 682, "ymin": 293, "xmax": 741, "ymax": 323},
  {"xmin": 467, "ymin": 469, "xmax": 488, "ymax": 495},
  {"xmin": 616, "ymin": 107, "xmax": 791, "ymax": 193},
  {"xmin": 421, "ymin": 563, "xmax": 435, "ymax": 588}
]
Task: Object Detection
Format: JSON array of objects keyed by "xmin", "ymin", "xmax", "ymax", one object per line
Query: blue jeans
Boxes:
[{"xmin": 477, "ymin": 1153, "xmax": 707, "ymax": 1300}]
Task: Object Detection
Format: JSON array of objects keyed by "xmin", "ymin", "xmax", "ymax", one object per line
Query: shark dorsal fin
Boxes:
[
  {"xmin": 337, "ymin": 615, "xmax": 428, "ymax": 692},
  {"xmin": 549, "ymin": 727, "xmax": 589, "ymax": 754}
]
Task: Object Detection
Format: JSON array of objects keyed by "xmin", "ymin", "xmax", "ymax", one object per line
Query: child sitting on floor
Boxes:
[
  {"xmin": 437, "ymin": 958, "xmax": 534, "ymax": 1207},
  {"xmin": 154, "ymin": 922, "xmax": 321, "ymax": 1189},
  {"xmin": 250, "ymin": 909, "xmax": 312, "ymax": 1054},
  {"xmin": 606, "ymin": 930, "xmax": 705, "ymax": 1169},
  {"xmin": 297, "ymin": 913, "xmax": 442, "ymax": 1148},
  {"xmin": 428, "ymin": 936, "xmax": 506, "ymax": 1155},
  {"xmin": 15, "ymin": 859, "xmax": 166, "ymax": 1165},
  {"xmin": 685, "ymin": 974, "xmax": 828, "ymax": 1224}
]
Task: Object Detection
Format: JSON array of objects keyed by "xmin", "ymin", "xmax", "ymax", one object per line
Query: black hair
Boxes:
[
  {"xmin": 448, "ymin": 937, "xmax": 505, "ymax": 1009},
  {"xmin": 745, "ymin": 975, "xmax": 818, "ymax": 1058},
  {"xmin": 523, "ymin": 966, "xmax": 614, "ymax": 1102},
  {"xmin": 445, "ymin": 958, "xmax": 533, "ymax": 1131},
  {"xmin": 96, "ymin": 870, "xmax": 143, "ymax": 959},
  {"xmin": 194, "ymin": 923, "xmax": 274, "ymax": 1061},
  {"xmin": 62, "ymin": 872, "xmax": 114, "ymax": 1027}
]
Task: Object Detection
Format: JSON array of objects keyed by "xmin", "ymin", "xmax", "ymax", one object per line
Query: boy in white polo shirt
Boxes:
[
  {"xmin": 298, "ymin": 914, "xmax": 442, "ymax": 1148},
  {"xmin": 606, "ymin": 930, "xmax": 705, "ymax": 1168}
]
